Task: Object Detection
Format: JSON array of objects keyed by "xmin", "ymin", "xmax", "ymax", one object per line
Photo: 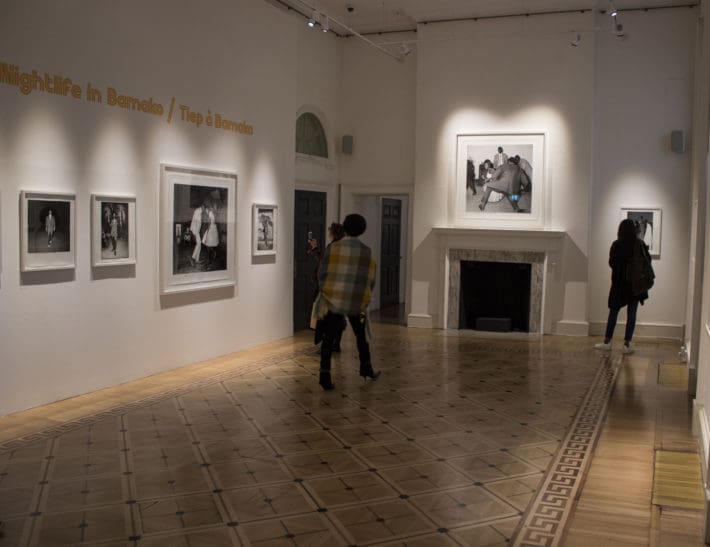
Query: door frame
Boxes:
[
  {"xmin": 293, "ymin": 181, "xmax": 337, "ymax": 334},
  {"xmin": 339, "ymin": 183, "xmax": 413, "ymax": 317}
]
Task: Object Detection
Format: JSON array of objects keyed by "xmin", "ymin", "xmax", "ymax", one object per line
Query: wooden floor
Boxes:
[
  {"xmin": 564, "ymin": 350, "xmax": 705, "ymax": 546},
  {"xmin": 0, "ymin": 325, "xmax": 705, "ymax": 546}
]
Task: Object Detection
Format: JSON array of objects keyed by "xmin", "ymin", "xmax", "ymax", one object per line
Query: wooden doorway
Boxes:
[
  {"xmin": 380, "ymin": 198, "xmax": 402, "ymax": 309},
  {"xmin": 293, "ymin": 190, "xmax": 326, "ymax": 332}
]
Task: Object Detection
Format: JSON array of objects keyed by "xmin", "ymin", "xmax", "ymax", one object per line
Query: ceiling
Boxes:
[{"xmin": 273, "ymin": 0, "xmax": 696, "ymax": 35}]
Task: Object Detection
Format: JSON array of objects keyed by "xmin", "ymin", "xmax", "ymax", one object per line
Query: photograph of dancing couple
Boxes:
[
  {"xmin": 466, "ymin": 144, "xmax": 533, "ymax": 214},
  {"xmin": 172, "ymin": 184, "xmax": 228, "ymax": 274}
]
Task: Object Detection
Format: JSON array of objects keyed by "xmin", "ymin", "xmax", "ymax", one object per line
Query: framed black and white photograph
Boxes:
[
  {"xmin": 620, "ymin": 207, "xmax": 661, "ymax": 258},
  {"xmin": 20, "ymin": 191, "xmax": 76, "ymax": 272},
  {"xmin": 160, "ymin": 164, "xmax": 237, "ymax": 295},
  {"xmin": 91, "ymin": 194, "xmax": 136, "ymax": 267},
  {"xmin": 455, "ymin": 133, "xmax": 545, "ymax": 226},
  {"xmin": 252, "ymin": 204, "xmax": 277, "ymax": 256}
]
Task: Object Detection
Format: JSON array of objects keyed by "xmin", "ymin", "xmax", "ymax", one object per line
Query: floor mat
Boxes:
[{"xmin": 653, "ymin": 450, "xmax": 704, "ymax": 510}]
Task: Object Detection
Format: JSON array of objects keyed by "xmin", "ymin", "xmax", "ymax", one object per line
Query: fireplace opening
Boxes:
[{"xmin": 459, "ymin": 260, "xmax": 532, "ymax": 332}]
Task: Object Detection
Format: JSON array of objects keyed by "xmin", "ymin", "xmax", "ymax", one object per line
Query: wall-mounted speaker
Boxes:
[
  {"xmin": 671, "ymin": 130, "xmax": 686, "ymax": 154},
  {"xmin": 342, "ymin": 135, "xmax": 353, "ymax": 155}
]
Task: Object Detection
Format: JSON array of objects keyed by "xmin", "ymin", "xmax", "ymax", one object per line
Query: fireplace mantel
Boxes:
[{"xmin": 432, "ymin": 226, "xmax": 565, "ymax": 249}]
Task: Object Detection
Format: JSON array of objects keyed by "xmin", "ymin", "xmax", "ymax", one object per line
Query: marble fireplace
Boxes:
[
  {"xmin": 429, "ymin": 227, "xmax": 566, "ymax": 334},
  {"xmin": 448, "ymin": 248, "xmax": 545, "ymax": 333}
]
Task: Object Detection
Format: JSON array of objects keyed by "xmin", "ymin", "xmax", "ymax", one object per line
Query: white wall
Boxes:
[
  {"xmin": 408, "ymin": 9, "xmax": 696, "ymax": 334},
  {"xmin": 693, "ymin": 2, "xmax": 710, "ymax": 504},
  {"xmin": 295, "ymin": 22, "xmax": 342, "ymax": 230},
  {"xmin": 588, "ymin": 8, "xmax": 695, "ymax": 337},
  {"xmin": 0, "ymin": 0, "xmax": 342, "ymax": 415},
  {"xmin": 410, "ymin": 12, "xmax": 596, "ymax": 330},
  {"xmin": 340, "ymin": 33, "xmax": 417, "ymax": 187}
]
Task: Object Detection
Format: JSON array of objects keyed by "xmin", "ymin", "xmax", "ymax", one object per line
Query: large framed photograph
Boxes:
[
  {"xmin": 91, "ymin": 194, "xmax": 136, "ymax": 267},
  {"xmin": 160, "ymin": 164, "xmax": 237, "ymax": 295},
  {"xmin": 20, "ymin": 191, "xmax": 76, "ymax": 272},
  {"xmin": 455, "ymin": 133, "xmax": 545, "ymax": 226},
  {"xmin": 620, "ymin": 207, "xmax": 661, "ymax": 258},
  {"xmin": 252, "ymin": 204, "xmax": 277, "ymax": 256}
]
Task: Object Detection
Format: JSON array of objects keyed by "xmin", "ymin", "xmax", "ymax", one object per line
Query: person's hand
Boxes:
[{"xmin": 308, "ymin": 239, "xmax": 318, "ymax": 251}]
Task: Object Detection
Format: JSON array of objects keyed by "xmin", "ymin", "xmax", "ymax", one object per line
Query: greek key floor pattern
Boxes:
[{"xmin": 0, "ymin": 325, "xmax": 614, "ymax": 546}]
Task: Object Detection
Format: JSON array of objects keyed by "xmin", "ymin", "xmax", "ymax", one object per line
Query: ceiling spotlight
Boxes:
[
  {"xmin": 307, "ymin": 9, "xmax": 318, "ymax": 27},
  {"xmin": 608, "ymin": 1, "xmax": 618, "ymax": 17},
  {"xmin": 570, "ymin": 31, "xmax": 581, "ymax": 47},
  {"xmin": 322, "ymin": 15, "xmax": 329, "ymax": 32}
]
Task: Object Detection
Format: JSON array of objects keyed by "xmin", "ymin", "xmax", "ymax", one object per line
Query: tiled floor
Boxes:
[{"xmin": 0, "ymin": 324, "xmax": 702, "ymax": 546}]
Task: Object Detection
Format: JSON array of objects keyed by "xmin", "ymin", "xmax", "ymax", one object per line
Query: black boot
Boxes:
[
  {"xmin": 359, "ymin": 363, "xmax": 381, "ymax": 382},
  {"xmin": 319, "ymin": 371, "xmax": 335, "ymax": 391}
]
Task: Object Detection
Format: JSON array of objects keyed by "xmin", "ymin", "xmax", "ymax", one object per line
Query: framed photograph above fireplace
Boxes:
[{"xmin": 454, "ymin": 132, "xmax": 546, "ymax": 227}]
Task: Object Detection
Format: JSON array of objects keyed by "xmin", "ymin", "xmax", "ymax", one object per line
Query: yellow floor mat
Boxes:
[
  {"xmin": 658, "ymin": 363, "xmax": 689, "ymax": 388},
  {"xmin": 652, "ymin": 450, "xmax": 705, "ymax": 510}
]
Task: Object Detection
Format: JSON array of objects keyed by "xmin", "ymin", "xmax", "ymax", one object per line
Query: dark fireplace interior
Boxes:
[{"xmin": 459, "ymin": 260, "xmax": 531, "ymax": 332}]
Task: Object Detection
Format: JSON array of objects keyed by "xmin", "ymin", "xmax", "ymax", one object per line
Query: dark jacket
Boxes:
[
  {"xmin": 489, "ymin": 163, "xmax": 523, "ymax": 194},
  {"xmin": 607, "ymin": 239, "xmax": 649, "ymax": 309}
]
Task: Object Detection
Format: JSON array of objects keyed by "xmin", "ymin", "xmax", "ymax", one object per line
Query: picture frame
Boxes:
[
  {"xmin": 619, "ymin": 207, "xmax": 661, "ymax": 258},
  {"xmin": 91, "ymin": 194, "xmax": 137, "ymax": 267},
  {"xmin": 159, "ymin": 164, "xmax": 237, "ymax": 295},
  {"xmin": 20, "ymin": 190, "xmax": 76, "ymax": 272},
  {"xmin": 252, "ymin": 204, "xmax": 277, "ymax": 256},
  {"xmin": 454, "ymin": 132, "xmax": 546, "ymax": 227}
]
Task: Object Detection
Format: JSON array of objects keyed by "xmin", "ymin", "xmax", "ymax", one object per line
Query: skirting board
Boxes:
[
  {"xmin": 407, "ymin": 313, "xmax": 433, "ymax": 329},
  {"xmin": 555, "ymin": 320, "xmax": 590, "ymax": 336},
  {"xmin": 588, "ymin": 321, "xmax": 683, "ymax": 340}
]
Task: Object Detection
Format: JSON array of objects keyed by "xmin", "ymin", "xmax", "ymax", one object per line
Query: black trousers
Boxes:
[{"xmin": 320, "ymin": 312, "xmax": 371, "ymax": 373}]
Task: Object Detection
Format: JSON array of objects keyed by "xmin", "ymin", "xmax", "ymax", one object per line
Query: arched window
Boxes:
[{"xmin": 296, "ymin": 112, "xmax": 328, "ymax": 158}]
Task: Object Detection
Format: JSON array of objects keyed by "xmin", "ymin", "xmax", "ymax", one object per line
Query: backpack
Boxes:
[{"xmin": 626, "ymin": 240, "xmax": 654, "ymax": 296}]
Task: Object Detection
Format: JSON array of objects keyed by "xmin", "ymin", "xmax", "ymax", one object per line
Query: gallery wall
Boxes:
[
  {"xmin": 411, "ymin": 11, "xmax": 596, "ymax": 330},
  {"xmin": 692, "ymin": 0, "xmax": 710, "ymax": 489},
  {"xmin": 0, "ymin": 0, "xmax": 343, "ymax": 415},
  {"xmin": 339, "ymin": 33, "xmax": 417, "ymax": 188},
  {"xmin": 408, "ymin": 8, "xmax": 696, "ymax": 334},
  {"xmin": 588, "ymin": 8, "xmax": 695, "ymax": 336}
]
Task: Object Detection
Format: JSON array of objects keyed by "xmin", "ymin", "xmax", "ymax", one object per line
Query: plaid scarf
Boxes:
[{"xmin": 316, "ymin": 236, "xmax": 376, "ymax": 317}]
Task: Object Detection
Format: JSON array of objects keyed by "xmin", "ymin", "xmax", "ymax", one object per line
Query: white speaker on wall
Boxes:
[
  {"xmin": 342, "ymin": 135, "xmax": 353, "ymax": 155},
  {"xmin": 671, "ymin": 130, "xmax": 686, "ymax": 154}
]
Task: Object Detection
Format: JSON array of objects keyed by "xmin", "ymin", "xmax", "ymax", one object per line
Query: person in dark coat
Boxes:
[
  {"xmin": 595, "ymin": 218, "xmax": 650, "ymax": 354},
  {"xmin": 466, "ymin": 157, "xmax": 477, "ymax": 195},
  {"xmin": 478, "ymin": 157, "xmax": 524, "ymax": 212}
]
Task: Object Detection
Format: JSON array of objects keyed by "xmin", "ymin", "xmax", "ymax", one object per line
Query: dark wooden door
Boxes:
[
  {"xmin": 380, "ymin": 198, "xmax": 402, "ymax": 308},
  {"xmin": 293, "ymin": 190, "xmax": 326, "ymax": 332}
]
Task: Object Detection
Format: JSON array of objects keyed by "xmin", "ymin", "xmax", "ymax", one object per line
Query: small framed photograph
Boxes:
[
  {"xmin": 620, "ymin": 207, "xmax": 661, "ymax": 258},
  {"xmin": 20, "ymin": 191, "xmax": 76, "ymax": 272},
  {"xmin": 160, "ymin": 164, "xmax": 237, "ymax": 295},
  {"xmin": 91, "ymin": 194, "xmax": 136, "ymax": 267},
  {"xmin": 252, "ymin": 204, "xmax": 277, "ymax": 256},
  {"xmin": 454, "ymin": 132, "xmax": 545, "ymax": 226}
]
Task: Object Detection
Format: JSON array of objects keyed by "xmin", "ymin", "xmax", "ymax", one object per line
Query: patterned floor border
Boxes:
[
  {"xmin": 510, "ymin": 355, "xmax": 619, "ymax": 547},
  {"xmin": 0, "ymin": 345, "xmax": 318, "ymax": 453}
]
